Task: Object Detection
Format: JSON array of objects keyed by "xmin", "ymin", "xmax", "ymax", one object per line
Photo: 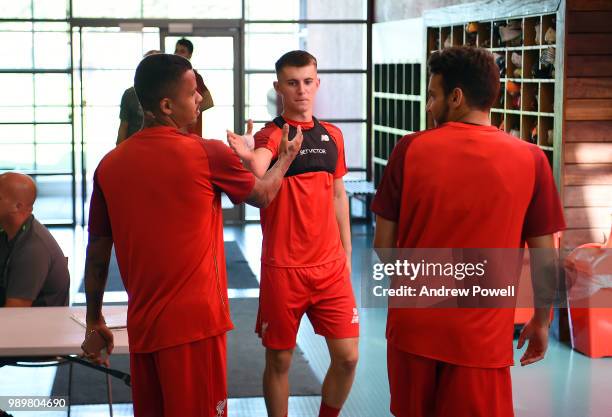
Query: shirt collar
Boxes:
[{"xmin": 1, "ymin": 215, "xmax": 34, "ymax": 244}]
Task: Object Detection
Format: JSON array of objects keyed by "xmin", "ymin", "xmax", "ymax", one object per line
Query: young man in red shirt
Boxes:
[
  {"xmin": 372, "ymin": 47, "xmax": 565, "ymax": 417},
  {"xmin": 228, "ymin": 50, "xmax": 359, "ymax": 417},
  {"xmin": 82, "ymin": 53, "xmax": 302, "ymax": 417}
]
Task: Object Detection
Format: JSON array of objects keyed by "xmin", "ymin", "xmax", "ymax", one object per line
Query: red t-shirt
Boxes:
[
  {"xmin": 371, "ymin": 121, "xmax": 565, "ymax": 367},
  {"xmin": 254, "ymin": 118, "xmax": 347, "ymax": 267},
  {"xmin": 88, "ymin": 126, "xmax": 255, "ymax": 353}
]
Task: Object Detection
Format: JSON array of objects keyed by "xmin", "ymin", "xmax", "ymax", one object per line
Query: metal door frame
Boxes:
[{"xmin": 72, "ymin": 19, "xmax": 246, "ymax": 224}]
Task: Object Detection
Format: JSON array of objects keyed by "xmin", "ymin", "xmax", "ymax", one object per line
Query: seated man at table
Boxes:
[{"xmin": 0, "ymin": 172, "xmax": 70, "ymax": 307}]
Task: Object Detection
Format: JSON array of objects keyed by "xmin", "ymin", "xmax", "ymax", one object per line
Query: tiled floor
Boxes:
[{"xmin": 1, "ymin": 224, "xmax": 611, "ymax": 417}]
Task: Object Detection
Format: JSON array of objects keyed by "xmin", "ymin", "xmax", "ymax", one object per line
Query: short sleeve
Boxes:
[
  {"xmin": 6, "ymin": 241, "xmax": 49, "ymax": 301},
  {"xmin": 204, "ymin": 139, "xmax": 256, "ymax": 204},
  {"xmin": 370, "ymin": 135, "xmax": 413, "ymax": 222},
  {"xmin": 522, "ymin": 147, "xmax": 566, "ymax": 238},
  {"xmin": 255, "ymin": 125, "xmax": 281, "ymax": 160},
  {"xmin": 88, "ymin": 169, "xmax": 113, "ymax": 237},
  {"xmin": 323, "ymin": 123, "xmax": 347, "ymax": 179}
]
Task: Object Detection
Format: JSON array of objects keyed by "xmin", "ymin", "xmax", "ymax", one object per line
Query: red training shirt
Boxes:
[
  {"xmin": 371, "ymin": 121, "xmax": 565, "ymax": 367},
  {"xmin": 88, "ymin": 126, "xmax": 255, "ymax": 353},
  {"xmin": 254, "ymin": 117, "xmax": 347, "ymax": 267}
]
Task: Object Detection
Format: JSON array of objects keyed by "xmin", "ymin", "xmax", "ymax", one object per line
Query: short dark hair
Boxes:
[
  {"xmin": 134, "ymin": 54, "xmax": 192, "ymax": 112},
  {"xmin": 175, "ymin": 38, "xmax": 194, "ymax": 55},
  {"xmin": 275, "ymin": 50, "xmax": 317, "ymax": 75},
  {"xmin": 428, "ymin": 47, "xmax": 499, "ymax": 111}
]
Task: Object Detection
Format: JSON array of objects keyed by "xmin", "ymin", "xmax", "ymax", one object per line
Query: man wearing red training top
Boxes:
[
  {"xmin": 228, "ymin": 50, "xmax": 359, "ymax": 417},
  {"xmin": 372, "ymin": 47, "xmax": 565, "ymax": 417},
  {"xmin": 82, "ymin": 53, "xmax": 302, "ymax": 417}
]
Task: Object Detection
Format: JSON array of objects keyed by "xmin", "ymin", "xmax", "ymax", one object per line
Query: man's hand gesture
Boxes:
[
  {"xmin": 278, "ymin": 123, "xmax": 303, "ymax": 162},
  {"xmin": 227, "ymin": 119, "xmax": 255, "ymax": 161}
]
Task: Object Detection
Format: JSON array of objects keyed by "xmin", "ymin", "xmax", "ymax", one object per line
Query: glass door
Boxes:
[
  {"xmin": 73, "ymin": 26, "xmax": 161, "ymax": 225},
  {"xmin": 73, "ymin": 23, "xmax": 244, "ymax": 225},
  {"xmin": 162, "ymin": 30, "xmax": 244, "ymax": 222}
]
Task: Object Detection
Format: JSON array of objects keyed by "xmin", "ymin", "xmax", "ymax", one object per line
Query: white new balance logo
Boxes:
[
  {"xmin": 351, "ymin": 308, "xmax": 359, "ymax": 324},
  {"xmin": 321, "ymin": 134, "xmax": 329, "ymax": 141}
]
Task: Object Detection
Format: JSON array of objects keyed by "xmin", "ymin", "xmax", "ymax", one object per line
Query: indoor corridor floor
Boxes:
[{"xmin": 1, "ymin": 224, "xmax": 611, "ymax": 417}]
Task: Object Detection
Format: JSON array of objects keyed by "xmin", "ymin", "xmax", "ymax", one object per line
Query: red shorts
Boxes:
[
  {"xmin": 256, "ymin": 258, "xmax": 359, "ymax": 349},
  {"xmin": 387, "ymin": 343, "xmax": 514, "ymax": 417},
  {"xmin": 130, "ymin": 334, "xmax": 227, "ymax": 417}
]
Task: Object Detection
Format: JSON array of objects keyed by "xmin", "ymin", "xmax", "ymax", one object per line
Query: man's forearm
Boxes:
[
  {"xmin": 533, "ymin": 307, "xmax": 552, "ymax": 325},
  {"xmin": 84, "ymin": 236, "xmax": 112, "ymax": 323},
  {"xmin": 246, "ymin": 153, "xmax": 292, "ymax": 207},
  {"xmin": 334, "ymin": 192, "xmax": 352, "ymax": 257},
  {"xmin": 240, "ymin": 152, "xmax": 257, "ymax": 175},
  {"xmin": 373, "ymin": 216, "xmax": 398, "ymax": 264},
  {"xmin": 527, "ymin": 234, "xmax": 559, "ymax": 324}
]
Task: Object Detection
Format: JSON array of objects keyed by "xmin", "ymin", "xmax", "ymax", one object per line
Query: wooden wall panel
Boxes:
[
  {"xmin": 566, "ymin": 55, "xmax": 612, "ymax": 77},
  {"xmin": 568, "ymin": 0, "xmax": 612, "ymax": 11},
  {"xmin": 565, "ymin": 121, "xmax": 612, "ymax": 142},
  {"xmin": 565, "ymin": 143, "xmax": 612, "ymax": 163},
  {"xmin": 565, "ymin": 207, "xmax": 612, "ymax": 228},
  {"xmin": 564, "ymin": 164, "xmax": 612, "ymax": 185},
  {"xmin": 563, "ymin": 229, "xmax": 610, "ymax": 249},
  {"xmin": 567, "ymin": 12, "xmax": 612, "ymax": 32},
  {"xmin": 565, "ymin": 99, "xmax": 612, "ymax": 120},
  {"xmin": 566, "ymin": 78, "xmax": 612, "ymax": 99},
  {"xmin": 564, "ymin": 185, "xmax": 612, "ymax": 207},
  {"xmin": 567, "ymin": 34, "xmax": 612, "ymax": 55}
]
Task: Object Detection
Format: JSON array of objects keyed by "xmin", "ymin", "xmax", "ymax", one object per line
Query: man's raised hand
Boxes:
[
  {"xmin": 227, "ymin": 119, "xmax": 255, "ymax": 161},
  {"xmin": 279, "ymin": 123, "xmax": 303, "ymax": 162}
]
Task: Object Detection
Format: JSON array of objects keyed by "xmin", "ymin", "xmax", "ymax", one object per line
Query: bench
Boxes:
[{"xmin": 344, "ymin": 179, "xmax": 376, "ymax": 222}]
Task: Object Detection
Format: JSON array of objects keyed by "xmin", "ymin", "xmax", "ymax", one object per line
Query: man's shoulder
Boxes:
[
  {"xmin": 200, "ymin": 137, "xmax": 231, "ymax": 155},
  {"xmin": 255, "ymin": 121, "xmax": 282, "ymax": 142},
  {"xmin": 30, "ymin": 219, "xmax": 62, "ymax": 253},
  {"xmin": 390, "ymin": 129, "xmax": 432, "ymax": 159},
  {"xmin": 12, "ymin": 219, "xmax": 53, "ymax": 261},
  {"xmin": 318, "ymin": 120, "xmax": 343, "ymax": 138}
]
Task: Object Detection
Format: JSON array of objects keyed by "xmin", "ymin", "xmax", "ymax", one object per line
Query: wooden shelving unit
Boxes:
[{"xmin": 426, "ymin": 13, "xmax": 559, "ymax": 163}]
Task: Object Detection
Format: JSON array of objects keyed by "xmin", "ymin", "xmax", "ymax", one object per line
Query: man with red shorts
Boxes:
[
  {"xmin": 228, "ymin": 50, "xmax": 359, "ymax": 417},
  {"xmin": 82, "ymin": 53, "xmax": 302, "ymax": 417},
  {"xmin": 372, "ymin": 47, "xmax": 565, "ymax": 417}
]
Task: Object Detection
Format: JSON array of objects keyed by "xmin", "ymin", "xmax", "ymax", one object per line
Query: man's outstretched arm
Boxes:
[
  {"xmin": 244, "ymin": 123, "xmax": 303, "ymax": 208},
  {"xmin": 227, "ymin": 119, "xmax": 275, "ymax": 179}
]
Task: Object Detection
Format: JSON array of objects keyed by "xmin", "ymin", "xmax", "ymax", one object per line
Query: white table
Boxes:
[
  {"xmin": 0, "ymin": 306, "xmax": 129, "ymax": 357},
  {"xmin": 0, "ymin": 306, "xmax": 130, "ymax": 415}
]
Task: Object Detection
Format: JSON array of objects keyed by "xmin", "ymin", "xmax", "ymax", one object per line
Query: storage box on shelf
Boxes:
[{"xmin": 426, "ymin": 13, "xmax": 558, "ymax": 157}]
